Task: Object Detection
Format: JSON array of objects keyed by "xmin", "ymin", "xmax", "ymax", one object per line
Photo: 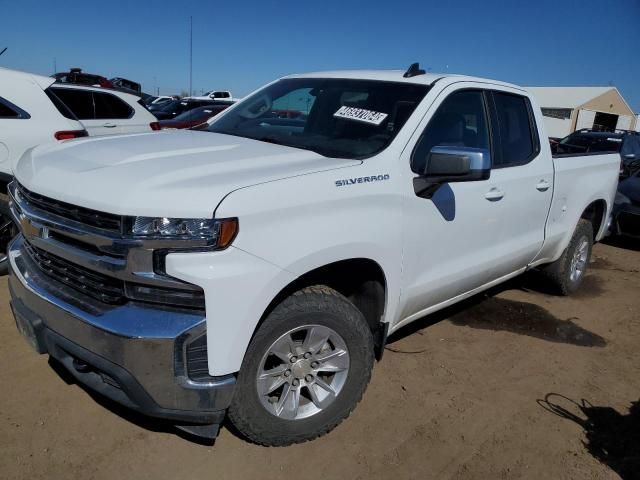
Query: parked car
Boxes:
[
  {"xmin": 0, "ymin": 67, "xmax": 89, "ymax": 273},
  {"xmin": 157, "ymin": 104, "xmax": 231, "ymax": 129},
  {"xmin": 52, "ymin": 68, "xmax": 113, "ymax": 89},
  {"xmin": 7, "ymin": 66, "xmax": 619, "ymax": 446},
  {"xmin": 49, "ymin": 84, "xmax": 160, "ymax": 135},
  {"xmin": 611, "ymin": 166, "xmax": 640, "ymax": 238},
  {"xmin": 552, "ymin": 129, "xmax": 640, "ymax": 176},
  {"xmin": 152, "ymin": 99, "xmax": 225, "ymax": 120},
  {"xmin": 189, "ymin": 90, "xmax": 235, "ymax": 102},
  {"xmin": 146, "ymin": 95, "xmax": 179, "ymax": 110}
]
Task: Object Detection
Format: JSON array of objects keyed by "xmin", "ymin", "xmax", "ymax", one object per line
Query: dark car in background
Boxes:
[
  {"xmin": 611, "ymin": 167, "xmax": 640, "ymax": 239},
  {"xmin": 146, "ymin": 96, "xmax": 180, "ymax": 110},
  {"xmin": 553, "ymin": 129, "xmax": 640, "ymax": 176},
  {"xmin": 157, "ymin": 104, "xmax": 231, "ymax": 129},
  {"xmin": 153, "ymin": 99, "xmax": 227, "ymax": 120}
]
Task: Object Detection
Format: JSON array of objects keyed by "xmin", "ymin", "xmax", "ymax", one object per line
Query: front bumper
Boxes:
[{"xmin": 8, "ymin": 234, "xmax": 235, "ymax": 429}]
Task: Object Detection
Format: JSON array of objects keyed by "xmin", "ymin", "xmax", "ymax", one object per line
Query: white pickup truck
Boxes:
[{"xmin": 7, "ymin": 65, "xmax": 619, "ymax": 446}]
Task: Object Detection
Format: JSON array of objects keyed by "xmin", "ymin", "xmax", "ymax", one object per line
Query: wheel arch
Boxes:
[
  {"xmin": 580, "ymin": 198, "xmax": 608, "ymax": 241},
  {"xmin": 253, "ymin": 257, "xmax": 389, "ymax": 359}
]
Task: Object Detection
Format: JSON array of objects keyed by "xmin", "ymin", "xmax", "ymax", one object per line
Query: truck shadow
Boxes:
[
  {"xmin": 386, "ymin": 272, "xmax": 606, "ymax": 348},
  {"xmin": 47, "ymin": 358, "xmax": 216, "ymax": 446},
  {"xmin": 538, "ymin": 393, "xmax": 640, "ymax": 479}
]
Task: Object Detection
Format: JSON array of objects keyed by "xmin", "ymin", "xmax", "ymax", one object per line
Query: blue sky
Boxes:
[{"xmin": 2, "ymin": 0, "xmax": 639, "ymax": 110}]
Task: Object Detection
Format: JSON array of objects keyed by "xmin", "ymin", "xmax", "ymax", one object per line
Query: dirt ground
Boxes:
[{"xmin": 1, "ymin": 239, "xmax": 639, "ymax": 480}]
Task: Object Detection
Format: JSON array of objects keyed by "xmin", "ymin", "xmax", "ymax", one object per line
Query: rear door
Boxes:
[{"xmin": 486, "ymin": 90, "xmax": 554, "ymax": 269}]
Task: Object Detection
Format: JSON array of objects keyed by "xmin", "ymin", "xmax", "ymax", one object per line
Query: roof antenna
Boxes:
[{"xmin": 403, "ymin": 62, "xmax": 426, "ymax": 78}]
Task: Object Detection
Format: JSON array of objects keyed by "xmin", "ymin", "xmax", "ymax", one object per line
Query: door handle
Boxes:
[
  {"xmin": 536, "ymin": 180, "xmax": 551, "ymax": 191},
  {"xmin": 103, "ymin": 123, "xmax": 117, "ymax": 128},
  {"xmin": 484, "ymin": 188, "xmax": 504, "ymax": 201}
]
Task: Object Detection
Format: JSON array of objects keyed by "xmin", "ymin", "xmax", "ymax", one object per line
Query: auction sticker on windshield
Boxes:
[{"xmin": 333, "ymin": 106, "xmax": 388, "ymax": 126}]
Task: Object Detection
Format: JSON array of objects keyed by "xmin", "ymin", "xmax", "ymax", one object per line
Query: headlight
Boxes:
[
  {"xmin": 131, "ymin": 216, "xmax": 238, "ymax": 248},
  {"xmin": 133, "ymin": 217, "xmax": 214, "ymax": 237}
]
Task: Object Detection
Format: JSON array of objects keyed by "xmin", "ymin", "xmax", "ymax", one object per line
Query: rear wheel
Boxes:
[
  {"xmin": 228, "ymin": 286, "xmax": 374, "ymax": 446},
  {"xmin": 541, "ymin": 219, "xmax": 593, "ymax": 295}
]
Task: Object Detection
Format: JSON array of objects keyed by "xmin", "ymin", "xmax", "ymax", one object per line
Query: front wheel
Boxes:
[
  {"xmin": 540, "ymin": 219, "xmax": 593, "ymax": 295},
  {"xmin": 228, "ymin": 286, "xmax": 374, "ymax": 446}
]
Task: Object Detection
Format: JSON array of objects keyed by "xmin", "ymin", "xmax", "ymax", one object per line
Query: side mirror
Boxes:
[{"xmin": 414, "ymin": 146, "xmax": 491, "ymax": 198}]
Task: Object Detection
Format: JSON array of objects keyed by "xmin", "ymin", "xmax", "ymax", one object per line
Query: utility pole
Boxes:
[
  {"xmin": 53, "ymin": 58, "xmax": 57, "ymax": 74},
  {"xmin": 189, "ymin": 16, "xmax": 193, "ymax": 97}
]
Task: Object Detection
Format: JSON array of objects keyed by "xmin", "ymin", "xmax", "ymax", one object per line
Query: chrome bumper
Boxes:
[{"xmin": 8, "ymin": 234, "xmax": 235, "ymax": 425}]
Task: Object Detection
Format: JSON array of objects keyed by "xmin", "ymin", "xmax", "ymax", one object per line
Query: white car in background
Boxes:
[
  {"xmin": 0, "ymin": 67, "xmax": 159, "ymax": 273},
  {"xmin": 188, "ymin": 90, "xmax": 235, "ymax": 102},
  {"xmin": 149, "ymin": 95, "xmax": 175, "ymax": 105},
  {"xmin": 0, "ymin": 68, "xmax": 88, "ymax": 174},
  {"xmin": 0, "ymin": 67, "xmax": 90, "ymax": 272}
]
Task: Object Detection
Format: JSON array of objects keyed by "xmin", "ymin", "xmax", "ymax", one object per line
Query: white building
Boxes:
[{"xmin": 526, "ymin": 86, "xmax": 637, "ymax": 138}]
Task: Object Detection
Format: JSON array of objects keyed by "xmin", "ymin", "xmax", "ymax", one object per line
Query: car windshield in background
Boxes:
[
  {"xmin": 557, "ymin": 133, "xmax": 623, "ymax": 154},
  {"xmin": 207, "ymin": 78, "xmax": 429, "ymax": 159}
]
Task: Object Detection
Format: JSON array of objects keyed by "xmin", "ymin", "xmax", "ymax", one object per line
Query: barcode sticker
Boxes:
[{"xmin": 333, "ymin": 106, "xmax": 388, "ymax": 125}]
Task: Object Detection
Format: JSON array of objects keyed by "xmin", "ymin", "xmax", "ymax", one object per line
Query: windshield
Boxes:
[
  {"xmin": 207, "ymin": 78, "xmax": 429, "ymax": 159},
  {"xmin": 558, "ymin": 133, "xmax": 623, "ymax": 154}
]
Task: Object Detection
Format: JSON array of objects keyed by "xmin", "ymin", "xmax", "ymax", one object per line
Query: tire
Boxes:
[
  {"xmin": 228, "ymin": 285, "xmax": 375, "ymax": 446},
  {"xmin": 540, "ymin": 219, "xmax": 593, "ymax": 296}
]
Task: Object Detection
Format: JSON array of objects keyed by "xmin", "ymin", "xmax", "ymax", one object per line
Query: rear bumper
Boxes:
[{"xmin": 8, "ymin": 234, "xmax": 235, "ymax": 427}]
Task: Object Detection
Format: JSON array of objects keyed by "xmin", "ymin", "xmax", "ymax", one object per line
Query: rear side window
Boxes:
[
  {"xmin": 49, "ymin": 88, "xmax": 133, "ymax": 120},
  {"xmin": 492, "ymin": 92, "xmax": 539, "ymax": 167},
  {"xmin": 93, "ymin": 92, "xmax": 133, "ymax": 119},
  {"xmin": 0, "ymin": 96, "xmax": 30, "ymax": 119},
  {"xmin": 45, "ymin": 89, "xmax": 78, "ymax": 120},
  {"xmin": 51, "ymin": 88, "xmax": 94, "ymax": 119}
]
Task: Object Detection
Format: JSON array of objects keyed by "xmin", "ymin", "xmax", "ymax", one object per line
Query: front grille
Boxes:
[
  {"xmin": 618, "ymin": 212, "xmax": 640, "ymax": 236},
  {"xmin": 24, "ymin": 241, "xmax": 125, "ymax": 304},
  {"xmin": 17, "ymin": 183, "xmax": 123, "ymax": 233}
]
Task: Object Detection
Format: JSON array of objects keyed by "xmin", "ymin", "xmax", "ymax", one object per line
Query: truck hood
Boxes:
[{"xmin": 15, "ymin": 130, "xmax": 360, "ymax": 217}]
